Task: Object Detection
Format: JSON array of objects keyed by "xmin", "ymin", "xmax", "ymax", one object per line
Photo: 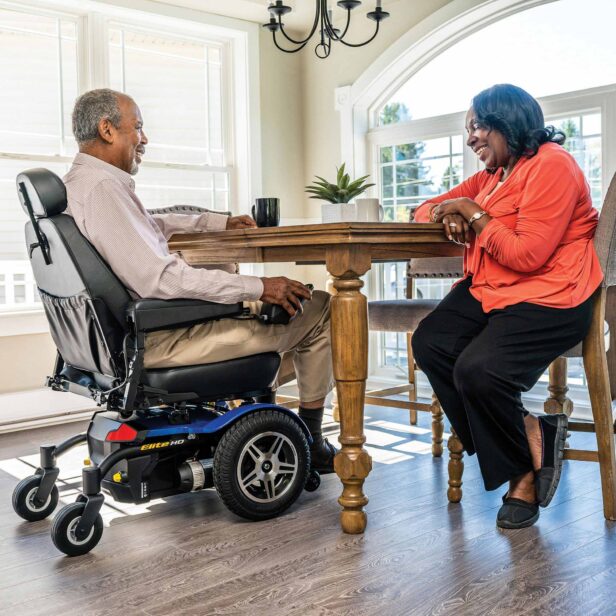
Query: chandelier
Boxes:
[{"xmin": 263, "ymin": 1, "xmax": 390, "ymax": 59}]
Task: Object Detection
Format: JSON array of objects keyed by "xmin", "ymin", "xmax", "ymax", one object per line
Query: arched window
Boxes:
[
  {"xmin": 373, "ymin": 0, "xmax": 616, "ymax": 228},
  {"xmin": 379, "ymin": 0, "xmax": 616, "ymax": 124}
]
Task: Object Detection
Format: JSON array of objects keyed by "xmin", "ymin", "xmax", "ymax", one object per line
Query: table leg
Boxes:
[
  {"xmin": 327, "ymin": 247, "xmax": 372, "ymax": 534},
  {"xmin": 326, "ymin": 274, "xmax": 341, "ymax": 423}
]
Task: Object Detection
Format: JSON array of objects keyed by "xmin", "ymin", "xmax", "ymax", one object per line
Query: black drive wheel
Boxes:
[
  {"xmin": 51, "ymin": 502, "xmax": 103, "ymax": 557},
  {"xmin": 12, "ymin": 475, "xmax": 59, "ymax": 522},
  {"xmin": 213, "ymin": 409, "xmax": 310, "ymax": 521}
]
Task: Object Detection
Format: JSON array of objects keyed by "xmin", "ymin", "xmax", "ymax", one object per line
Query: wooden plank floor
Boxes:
[{"xmin": 0, "ymin": 405, "xmax": 614, "ymax": 616}]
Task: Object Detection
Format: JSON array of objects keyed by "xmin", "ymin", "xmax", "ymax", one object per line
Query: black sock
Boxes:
[{"xmin": 298, "ymin": 407, "xmax": 324, "ymax": 439}]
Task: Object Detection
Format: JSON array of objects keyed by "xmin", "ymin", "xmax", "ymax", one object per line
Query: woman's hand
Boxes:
[
  {"xmin": 442, "ymin": 214, "xmax": 471, "ymax": 246},
  {"xmin": 431, "ymin": 198, "xmax": 481, "ymax": 223}
]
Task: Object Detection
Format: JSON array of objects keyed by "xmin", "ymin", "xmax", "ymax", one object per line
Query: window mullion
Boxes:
[
  {"xmin": 204, "ymin": 45, "xmax": 211, "ymax": 165},
  {"xmin": 87, "ymin": 13, "xmax": 108, "ymax": 89},
  {"xmin": 120, "ymin": 28, "xmax": 126, "ymax": 92},
  {"xmin": 462, "ymin": 137, "xmax": 477, "ymax": 178},
  {"xmin": 56, "ymin": 18, "xmax": 65, "ymax": 156}
]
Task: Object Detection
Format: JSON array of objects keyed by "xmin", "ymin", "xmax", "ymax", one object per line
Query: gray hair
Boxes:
[{"xmin": 72, "ymin": 89, "xmax": 124, "ymax": 145}]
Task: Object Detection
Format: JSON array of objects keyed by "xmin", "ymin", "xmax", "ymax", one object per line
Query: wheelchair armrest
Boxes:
[
  {"xmin": 147, "ymin": 205, "xmax": 231, "ymax": 216},
  {"xmin": 127, "ymin": 298, "xmax": 244, "ymax": 333},
  {"xmin": 147, "ymin": 206, "xmax": 238, "ymax": 274}
]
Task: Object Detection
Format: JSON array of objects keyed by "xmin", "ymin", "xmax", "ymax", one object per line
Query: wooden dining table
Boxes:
[{"xmin": 168, "ymin": 222, "xmax": 462, "ymax": 534}]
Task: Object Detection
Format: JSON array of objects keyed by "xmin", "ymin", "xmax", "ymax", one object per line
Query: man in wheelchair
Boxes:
[
  {"xmin": 11, "ymin": 89, "xmax": 335, "ymax": 556},
  {"xmin": 64, "ymin": 89, "xmax": 336, "ymax": 469}
]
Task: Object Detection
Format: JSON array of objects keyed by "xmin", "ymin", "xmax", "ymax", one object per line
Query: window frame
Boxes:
[
  {"xmin": 103, "ymin": 18, "xmax": 235, "ymax": 211},
  {"xmin": 0, "ymin": 0, "xmax": 260, "ymax": 331}
]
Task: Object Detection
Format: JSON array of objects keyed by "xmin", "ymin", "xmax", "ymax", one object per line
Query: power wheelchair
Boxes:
[{"xmin": 11, "ymin": 169, "xmax": 320, "ymax": 557}]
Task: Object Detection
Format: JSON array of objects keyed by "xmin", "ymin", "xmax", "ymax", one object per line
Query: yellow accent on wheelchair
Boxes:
[
  {"xmin": 83, "ymin": 458, "xmax": 91, "ymax": 466},
  {"xmin": 112, "ymin": 472, "xmax": 123, "ymax": 483},
  {"xmin": 141, "ymin": 441, "xmax": 170, "ymax": 451}
]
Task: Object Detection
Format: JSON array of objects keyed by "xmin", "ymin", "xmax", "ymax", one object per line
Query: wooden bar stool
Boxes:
[
  {"xmin": 366, "ymin": 257, "xmax": 463, "ymax": 457},
  {"xmin": 449, "ymin": 173, "xmax": 616, "ymax": 520}
]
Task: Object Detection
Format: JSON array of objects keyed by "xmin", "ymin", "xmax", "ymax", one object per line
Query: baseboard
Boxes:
[
  {"xmin": 0, "ymin": 409, "xmax": 93, "ymax": 434},
  {"xmin": 0, "ymin": 388, "xmax": 96, "ymax": 434}
]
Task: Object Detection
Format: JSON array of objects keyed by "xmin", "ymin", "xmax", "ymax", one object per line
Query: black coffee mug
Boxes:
[{"xmin": 252, "ymin": 197, "xmax": 280, "ymax": 227}]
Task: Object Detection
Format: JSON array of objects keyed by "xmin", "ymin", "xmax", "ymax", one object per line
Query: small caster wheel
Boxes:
[
  {"xmin": 12, "ymin": 475, "xmax": 59, "ymax": 521},
  {"xmin": 51, "ymin": 502, "xmax": 103, "ymax": 557},
  {"xmin": 304, "ymin": 469, "xmax": 321, "ymax": 492}
]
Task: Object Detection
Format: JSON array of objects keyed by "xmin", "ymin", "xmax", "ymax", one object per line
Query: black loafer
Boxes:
[
  {"xmin": 535, "ymin": 413, "xmax": 568, "ymax": 508},
  {"xmin": 310, "ymin": 435, "xmax": 338, "ymax": 474},
  {"xmin": 496, "ymin": 494, "xmax": 539, "ymax": 529}
]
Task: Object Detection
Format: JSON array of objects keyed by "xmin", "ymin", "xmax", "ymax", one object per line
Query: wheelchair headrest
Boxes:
[{"xmin": 16, "ymin": 168, "xmax": 67, "ymax": 218}]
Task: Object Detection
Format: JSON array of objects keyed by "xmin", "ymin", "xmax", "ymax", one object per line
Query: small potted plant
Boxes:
[{"xmin": 306, "ymin": 163, "xmax": 375, "ymax": 222}]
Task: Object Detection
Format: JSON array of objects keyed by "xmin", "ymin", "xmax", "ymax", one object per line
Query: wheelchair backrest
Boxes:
[{"xmin": 16, "ymin": 168, "xmax": 131, "ymax": 379}]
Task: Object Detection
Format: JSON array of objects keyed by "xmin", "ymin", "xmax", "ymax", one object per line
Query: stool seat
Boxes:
[
  {"xmin": 368, "ymin": 299, "xmax": 440, "ymax": 333},
  {"xmin": 562, "ymin": 321, "xmax": 610, "ymax": 357}
]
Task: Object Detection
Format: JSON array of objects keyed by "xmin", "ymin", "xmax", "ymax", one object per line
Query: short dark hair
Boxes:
[{"xmin": 472, "ymin": 84, "xmax": 565, "ymax": 171}]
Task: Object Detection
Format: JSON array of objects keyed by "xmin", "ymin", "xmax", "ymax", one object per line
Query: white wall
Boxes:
[
  {"xmin": 258, "ymin": 28, "xmax": 305, "ymax": 220},
  {"xmin": 0, "ymin": 333, "xmax": 57, "ymax": 394}
]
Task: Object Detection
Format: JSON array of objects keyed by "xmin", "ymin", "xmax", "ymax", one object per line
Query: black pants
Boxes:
[{"xmin": 411, "ymin": 277, "xmax": 594, "ymax": 491}]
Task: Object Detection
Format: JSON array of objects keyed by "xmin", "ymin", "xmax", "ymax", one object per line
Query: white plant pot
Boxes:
[
  {"xmin": 321, "ymin": 202, "xmax": 357, "ymax": 223},
  {"xmin": 341, "ymin": 203, "xmax": 357, "ymax": 221}
]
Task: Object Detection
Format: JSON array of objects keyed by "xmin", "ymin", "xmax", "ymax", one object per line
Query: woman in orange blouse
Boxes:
[{"xmin": 411, "ymin": 84, "xmax": 602, "ymax": 529}]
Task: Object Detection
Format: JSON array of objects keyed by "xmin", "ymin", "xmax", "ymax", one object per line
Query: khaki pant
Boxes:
[{"xmin": 144, "ymin": 290, "xmax": 334, "ymax": 403}]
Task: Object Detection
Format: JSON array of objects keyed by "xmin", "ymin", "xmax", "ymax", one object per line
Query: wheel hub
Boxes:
[
  {"xmin": 26, "ymin": 486, "xmax": 51, "ymax": 512},
  {"xmin": 237, "ymin": 431, "xmax": 299, "ymax": 503},
  {"xmin": 67, "ymin": 516, "xmax": 95, "ymax": 546}
]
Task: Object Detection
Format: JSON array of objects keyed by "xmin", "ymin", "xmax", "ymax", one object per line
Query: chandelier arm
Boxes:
[
  {"xmin": 277, "ymin": 3, "xmax": 322, "ymax": 45},
  {"xmin": 325, "ymin": 8, "xmax": 352, "ymax": 41},
  {"xmin": 272, "ymin": 31, "xmax": 310, "ymax": 53},
  {"xmin": 335, "ymin": 20, "xmax": 381, "ymax": 48},
  {"xmin": 339, "ymin": 9, "xmax": 352, "ymax": 39},
  {"xmin": 320, "ymin": 0, "xmax": 327, "ymax": 44}
]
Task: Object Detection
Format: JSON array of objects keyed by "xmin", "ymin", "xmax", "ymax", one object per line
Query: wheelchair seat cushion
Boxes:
[{"xmin": 142, "ymin": 352, "xmax": 282, "ymax": 401}]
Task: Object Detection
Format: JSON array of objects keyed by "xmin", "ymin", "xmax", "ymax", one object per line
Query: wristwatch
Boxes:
[{"xmin": 468, "ymin": 210, "xmax": 487, "ymax": 228}]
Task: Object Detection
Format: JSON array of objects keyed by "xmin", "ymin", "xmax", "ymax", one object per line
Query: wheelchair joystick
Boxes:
[{"xmin": 259, "ymin": 283, "xmax": 313, "ymax": 325}]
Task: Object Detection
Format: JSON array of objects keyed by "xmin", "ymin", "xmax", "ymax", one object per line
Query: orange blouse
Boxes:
[{"xmin": 414, "ymin": 142, "xmax": 603, "ymax": 312}]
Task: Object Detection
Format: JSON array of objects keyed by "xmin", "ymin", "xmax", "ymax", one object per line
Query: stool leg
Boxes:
[
  {"xmin": 406, "ymin": 332, "xmax": 418, "ymax": 426},
  {"xmin": 544, "ymin": 357, "xmax": 573, "ymax": 416},
  {"xmin": 447, "ymin": 429, "xmax": 464, "ymax": 503},
  {"xmin": 584, "ymin": 291, "xmax": 616, "ymax": 520},
  {"xmin": 430, "ymin": 393, "xmax": 444, "ymax": 457}
]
